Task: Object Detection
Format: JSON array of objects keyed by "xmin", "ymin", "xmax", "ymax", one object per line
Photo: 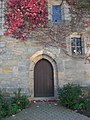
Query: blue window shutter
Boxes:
[{"xmin": 52, "ymin": 6, "xmax": 61, "ymax": 23}]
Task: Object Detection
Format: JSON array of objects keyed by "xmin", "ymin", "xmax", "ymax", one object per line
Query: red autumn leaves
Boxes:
[
  {"xmin": 5, "ymin": 0, "xmax": 48, "ymax": 40},
  {"xmin": 4, "ymin": 0, "xmax": 90, "ymax": 40}
]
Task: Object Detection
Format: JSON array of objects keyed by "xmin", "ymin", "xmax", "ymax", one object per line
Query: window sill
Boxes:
[
  {"xmin": 71, "ymin": 54, "xmax": 85, "ymax": 59},
  {"xmin": 48, "ymin": 20, "xmax": 71, "ymax": 26},
  {"xmin": 48, "ymin": 21, "xmax": 64, "ymax": 27}
]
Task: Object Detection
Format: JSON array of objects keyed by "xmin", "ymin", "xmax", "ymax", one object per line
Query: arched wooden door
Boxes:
[{"xmin": 34, "ymin": 59, "xmax": 54, "ymax": 97}]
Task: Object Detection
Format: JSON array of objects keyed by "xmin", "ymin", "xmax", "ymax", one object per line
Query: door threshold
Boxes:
[{"xmin": 29, "ymin": 97, "xmax": 58, "ymax": 102}]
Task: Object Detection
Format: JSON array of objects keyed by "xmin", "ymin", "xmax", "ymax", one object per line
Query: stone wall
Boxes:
[
  {"xmin": 0, "ymin": 36, "xmax": 61, "ymax": 97},
  {"xmin": 0, "ymin": 0, "xmax": 90, "ymax": 98},
  {"xmin": 0, "ymin": 35, "xmax": 90, "ymax": 98}
]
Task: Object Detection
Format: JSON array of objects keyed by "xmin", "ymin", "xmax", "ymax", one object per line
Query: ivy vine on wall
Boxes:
[{"xmin": 4, "ymin": 0, "xmax": 48, "ymax": 40}]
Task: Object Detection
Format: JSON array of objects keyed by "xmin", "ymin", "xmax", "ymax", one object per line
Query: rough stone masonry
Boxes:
[{"xmin": 0, "ymin": 0, "xmax": 90, "ymax": 99}]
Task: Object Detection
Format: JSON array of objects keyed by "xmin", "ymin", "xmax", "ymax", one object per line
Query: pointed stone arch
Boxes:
[{"xmin": 29, "ymin": 50, "xmax": 58, "ymax": 99}]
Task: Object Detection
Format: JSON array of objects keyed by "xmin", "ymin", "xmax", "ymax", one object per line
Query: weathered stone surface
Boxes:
[
  {"xmin": 0, "ymin": 34, "xmax": 90, "ymax": 97},
  {"xmin": 0, "ymin": 1, "xmax": 90, "ymax": 98},
  {"xmin": 0, "ymin": 42, "xmax": 6, "ymax": 48}
]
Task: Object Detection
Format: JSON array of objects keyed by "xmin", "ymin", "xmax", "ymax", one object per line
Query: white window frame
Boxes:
[{"xmin": 70, "ymin": 33, "xmax": 85, "ymax": 56}]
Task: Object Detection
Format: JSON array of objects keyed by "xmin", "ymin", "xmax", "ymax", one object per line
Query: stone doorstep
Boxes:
[{"xmin": 29, "ymin": 97, "xmax": 59, "ymax": 103}]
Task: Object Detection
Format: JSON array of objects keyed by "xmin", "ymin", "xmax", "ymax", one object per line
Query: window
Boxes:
[
  {"xmin": 52, "ymin": 5, "xmax": 62, "ymax": 23},
  {"xmin": 71, "ymin": 37, "xmax": 84, "ymax": 55},
  {"xmin": 48, "ymin": 1, "xmax": 71, "ymax": 23}
]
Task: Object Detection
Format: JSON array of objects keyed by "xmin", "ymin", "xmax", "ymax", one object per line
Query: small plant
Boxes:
[
  {"xmin": 0, "ymin": 88, "xmax": 31, "ymax": 119},
  {"xmin": 0, "ymin": 102, "xmax": 2, "ymax": 120},
  {"xmin": 8, "ymin": 103, "xmax": 20, "ymax": 115},
  {"xmin": 81, "ymin": 89, "xmax": 90, "ymax": 100},
  {"xmin": 0, "ymin": 90, "xmax": 9, "ymax": 118},
  {"xmin": 86, "ymin": 99, "xmax": 90, "ymax": 110},
  {"xmin": 58, "ymin": 83, "xmax": 82, "ymax": 109},
  {"xmin": 73, "ymin": 103, "xmax": 86, "ymax": 110},
  {"xmin": 12, "ymin": 88, "xmax": 31, "ymax": 110}
]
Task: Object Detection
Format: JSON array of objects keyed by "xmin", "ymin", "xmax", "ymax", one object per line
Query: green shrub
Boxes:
[
  {"xmin": 8, "ymin": 103, "xmax": 20, "ymax": 115},
  {"xmin": 12, "ymin": 88, "xmax": 31, "ymax": 110},
  {"xmin": 73, "ymin": 103, "xmax": 86, "ymax": 110},
  {"xmin": 80, "ymin": 89, "xmax": 90, "ymax": 101},
  {"xmin": 58, "ymin": 83, "xmax": 82, "ymax": 109},
  {"xmin": 86, "ymin": 99, "xmax": 90, "ymax": 110},
  {"xmin": 0, "ymin": 88, "xmax": 31, "ymax": 119},
  {"xmin": 0, "ymin": 91, "xmax": 9, "ymax": 118},
  {"xmin": 1, "ymin": 100, "xmax": 9, "ymax": 117},
  {"xmin": 0, "ymin": 91, "xmax": 3, "ymax": 119},
  {"xmin": 0, "ymin": 101, "xmax": 2, "ymax": 119}
]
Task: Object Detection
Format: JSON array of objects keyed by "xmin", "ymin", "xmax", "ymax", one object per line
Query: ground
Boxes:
[
  {"xmin": 3, "ymin": 102, "xmax": 90, "ymax": 120},
  {"xmin": 77, "ymin": 110, "xmax": 90, "ymax": 118}
]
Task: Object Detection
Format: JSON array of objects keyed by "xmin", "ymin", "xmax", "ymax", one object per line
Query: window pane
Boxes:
[
  {"xmin": 71, "ymin": 39, "xmax": 75, "ymax": 46},
  {"xmin": 71, "ymin": 37, "xmax": 83, "ymax": 55},
  {"xmin": 52, "ymin": 6, "xmax": 61, "ymax": 15},
  {"xmin": 77, "ymin": 47, "xmax": 82, "ymax": 55},
  {"xmin": 72, "ymin": 47, "xmax": 76, "ymax": 54},
  {"xmin": 52, "ymin": 5, "xmax": 61, "ymax": 22},
  {"xmin": 76, "ymin": 38, "xmax": 81, "ymax": 46}
]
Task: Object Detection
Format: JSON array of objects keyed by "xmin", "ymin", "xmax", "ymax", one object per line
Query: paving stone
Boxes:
[{"xmin": 3, "ymin": 103, "xmax": 90, "ymax": 120}]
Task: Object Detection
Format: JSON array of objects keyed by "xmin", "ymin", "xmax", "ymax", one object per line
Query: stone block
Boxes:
[
  {"xmin": 0, "ymin": 65, "xmax": 13, "ymax": 74},
  {"xmin": 7, "ymin": 41, "xmax": 17, "ymax": 48},
  {"xmin": 3, "ymin": 60, "xmax": 18, "ymax": 66},
  {"xmin": 0, "ymin": 42, "xmax": 6, "ymax": 48},
  {"xmin": 13, "ymin": 66, "xmax": 18, "ymax": 74},
  {"xmin": 85, "ymin": 71, "xmax": 90, "ymax": 80}
]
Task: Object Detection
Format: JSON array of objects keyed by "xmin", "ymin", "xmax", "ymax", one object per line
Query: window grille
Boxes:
[{"xmin": 71, "ymin": 37, "xmax": 84, "ymax": 55}]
